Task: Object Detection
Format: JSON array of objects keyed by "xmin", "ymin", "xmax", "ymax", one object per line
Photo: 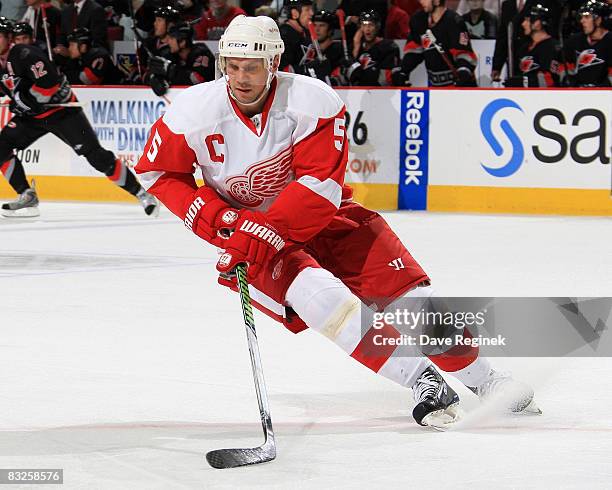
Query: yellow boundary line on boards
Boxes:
[
  {"xmin": 428, "ymin": 185, "xmax": 612, "ymax": 216},
  {"xmin": 0, "ymin": 176, "xmax": 400, "ymax": 211}
]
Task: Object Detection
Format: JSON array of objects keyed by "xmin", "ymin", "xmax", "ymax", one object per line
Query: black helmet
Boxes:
[
  {"xmin": 527, "ymin": 4, "xmax": 551, "ymax": 25},
  {"xmin": 579, "ymin": 0, "xmax": 609, "ymax": 18},
  {"xmin": 154, "ymin": 5, "xmax": 181, "ymax": 21},
  {"xmin": 67, "ymin": 27, "xmax": 92, "ymax": 45},
  {"xmin": 284, "ymin": 0, "xmax": 313, "ymax": 10},
  {"xmin": 312, "ymin": 9, "xmax": 337, "ymax": 27},
  {"xmin": 12, "ymin": 22, "xmax": 33, "ymax": 37},
  {"xmin": 0, "ymin": 17, "xmax": 13, "ymax": 35},
  {"xmin": 359, "ymin": 9, "xmax": 381, "ymax": 25},
  {"xmin": 168, "ymin": 21, "xmax": 194, "ymax": 43}
]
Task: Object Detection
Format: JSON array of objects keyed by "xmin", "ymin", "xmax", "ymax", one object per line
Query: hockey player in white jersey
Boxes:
[{"xmin": 135, "ymin": 15, "xmax": 538, "ymax": 429}]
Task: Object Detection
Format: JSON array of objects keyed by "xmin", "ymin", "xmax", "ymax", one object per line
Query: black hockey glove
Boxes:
[
  {"xmin": 391, "ymin": 67, "xmax": 411, "ymax": 87},
  {"xmin": 341, "ymin": 58, "xmax": 362, "ymax": 84},
  {"xmin": 149, "ymin": 56, "xmax": 175, "ymax": 79},
  {"xmin": 455, "ymin": 67, "xmax": 477, "ymax": 87},
  {"xmin": 303, "ymin": 58, "xmax": 332, "ymax": 81},
  {"xmin": 9, "ymin": 90, "xmax": 43, "ymax": 116},
  {"xmin": 149, "ymin": 74, "xmax": 170, "ymax": 97}
]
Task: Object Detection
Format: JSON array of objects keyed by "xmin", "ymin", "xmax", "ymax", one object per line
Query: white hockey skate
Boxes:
[
  {"xmin": 412, "ymin": 366, "xmax": 462, "ymax": 430},
  {"xmin": 136, "ymin": 189, "xmax": 160, "ymax": 217},
  {"xmin": 1, "ymin": 180, "xmax": 40, "ymax": 218},
  {"xmin": 469, "ymin": 370, "xmax": 542, "ymax": 415}
]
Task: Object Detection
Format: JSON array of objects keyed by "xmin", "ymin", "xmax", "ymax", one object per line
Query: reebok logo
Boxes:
[
  {"xmin": 184, "ymin": 196, "xmax": 205, "ymax": 231},
  {"xmin": 240, "ymin": 220, "xmax": 285, "ymax": 251},
  {"xmin": 388, "ymin": 257, "xmax": 405, "ymax": 271}
]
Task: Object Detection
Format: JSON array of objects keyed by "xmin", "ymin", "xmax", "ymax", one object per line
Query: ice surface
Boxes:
[{"xmin": 1, "ymin": 203, "xmax": 611, "ymax": 489}]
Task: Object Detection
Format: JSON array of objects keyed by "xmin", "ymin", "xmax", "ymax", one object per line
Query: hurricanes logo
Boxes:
[
  {"xmin": 519, "ymin": 56, "xmax": 539, "ymax": 73},
  {"xmin": 358, "ymin": 54, "xmax": 375, "ymax": 69},
  {"xmin": 421, "ymin": 33, "xmax": 433, "ymax": 49},
  {"xmin": 577, "ymin": 49, "xmax": 603, "ymax": 68}
]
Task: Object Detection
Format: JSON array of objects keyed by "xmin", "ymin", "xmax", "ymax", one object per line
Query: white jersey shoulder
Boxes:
[
  {"xmin": 162, "ymin": 78, "xmax": 229, "ymax": 135},
  {"xmin": 274, "ymin": 72, "xmax": 344, "ymax": 121}
]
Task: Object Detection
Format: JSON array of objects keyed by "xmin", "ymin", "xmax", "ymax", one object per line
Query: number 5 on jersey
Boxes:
[
  {"xmin": 147, "ymin": 130, "xmax": 162, "ymax": 162},
  {"xmin": 334, "ymin": 117, "xmax": 345, "ymax": 151}
]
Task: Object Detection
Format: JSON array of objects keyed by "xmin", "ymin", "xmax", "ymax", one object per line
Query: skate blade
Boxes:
[
  {"xmin": 421, "ymin": 402, "xmax": 464, "ymax": 431},
  {"xmin": 514, "ymin": 398, "xmax": 542, "ymax": 415},
  {"xmin": 1, "ymin": 207, "xmax": 40, "ymax": 218}
]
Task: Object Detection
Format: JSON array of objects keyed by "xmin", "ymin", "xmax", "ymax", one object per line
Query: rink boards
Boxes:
[{"xmin": 0, "ymin": 86, "xmax": 610, "ymax": 215}]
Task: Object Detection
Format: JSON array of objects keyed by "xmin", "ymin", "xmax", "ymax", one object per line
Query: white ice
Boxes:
[{"xmin": 1, "ymin": 202, "xmax": 611, "ymax": 489}]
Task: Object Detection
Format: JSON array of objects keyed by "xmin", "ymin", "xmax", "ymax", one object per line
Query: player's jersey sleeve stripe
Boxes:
[
  {"xmin": 30, "ymin": 83, "xmax": 59, "ymax": 98},
  {"xmin": 296, "ymin": 175, "xmax": 342, "ymax": 209},
  {"xmin": 137, "ymin": 170, "xmax": 165, "ymax": 191}
]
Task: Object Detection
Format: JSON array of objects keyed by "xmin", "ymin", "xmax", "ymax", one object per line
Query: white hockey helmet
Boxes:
[{"xmin": 218, "ymin": 15, "xmax": 285, "ymax": 77}]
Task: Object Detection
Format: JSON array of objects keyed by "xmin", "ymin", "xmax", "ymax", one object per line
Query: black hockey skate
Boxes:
[
  {"xmin": 412, "ymin": 366, "xmax": 462, "ymax": 429},
  {"xmin": 136, "ymin": 188, "xmax": 159, "ymax": 217},
  {"xmin": 1, "ymin": 180, "xmax": 40, "ymax": 218}
]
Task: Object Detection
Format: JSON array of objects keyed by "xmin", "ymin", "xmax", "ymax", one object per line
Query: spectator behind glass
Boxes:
[
  {"xmin": 462, "ymin": 0, "xmax": 497, "ymax": 38},
  {"xmin": 386, "ymin": 0, "xmax": 410, "ymax": 39},
  {"xmin": 194, "ymin": 0, "xmax": 246, "ymax": 40},
  {"xmin": 21, "ymin": 0, "xmax": 62, "ymax": 52},
  {"xmin": 56, "ymin": 0, "xmax": 108, "ymax": 59},
  {"xmin": 279, "ymin": 0, "xmax": 313, "ymax": 72}
]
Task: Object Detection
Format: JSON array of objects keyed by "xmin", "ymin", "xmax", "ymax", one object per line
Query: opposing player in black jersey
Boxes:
[
  {"xmin": 140, "ymin": 5, "xmax": 181, "ymax": 75},
  {"xmin": 279, "ymin": 0, "xmax": 313, "ymax": 72},
  {"xmin": 299, "ymin": 10, "xmax": 346, "ymax": 85},
  {"xmin": 394, "ymin": 0, "xmax": 477, "ymax": 87},
  {"xmin": 11, "ymin": 22, "xmax": 35, "ymax": 46},
  {"xmin": 564, "ymin": 0, "xmax": 611, "ymax": 86},
  {"xmin": 0, "ymin": 20, "xmax": 158, "ymax": 217},
  {"xmin": 64, "ymin": 28, "xmax": 124, "ymax": 85},
  {"xmin": 511, "ymin": 4, "xmax": 563, "ymax": 87},
  {"xmin": 148, "ymin": 22, "xmax": 216, "ymax": 96},
  {"xmin": 344, "ymin": 10, "xmax": 400, "ymax": 86}
]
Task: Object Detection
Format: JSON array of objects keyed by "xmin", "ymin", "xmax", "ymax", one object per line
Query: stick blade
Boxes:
[{"xmin": 206, "ymin": 445, "xmax": 276, "ymax": 469}]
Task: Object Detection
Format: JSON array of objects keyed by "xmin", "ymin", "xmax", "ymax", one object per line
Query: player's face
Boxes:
[
  {"xmin": 298, "ymin": 6, "xmax": 314, "ymax": 27},
  {"xmin": 467, "ymin": 0, "xmax": 484, "ymax": 11},
  {"xmin": 580, "ymin": 13, "xmax": 596, "ymax": 34},
  {"xmin": 361, "ymin": 22, "xmax": 377, "ymax": 42},
  {"xmin": 226, "ymin": 58, "xmax": 270, "ymax": 105},
  {"xmin": 314, "ymin": 22, "xmax": 330, "ymax": 42},
  {"xmin": 68, "ymin": 41, "xmax": 81, "ymax": 59},
  {"xmin": 521, "ymin": 17, "xmax": 532, "ymax": 35},
  {"xmin": 168, "ymin": 36, "xmax": 179, "ymax": 53},
  {"xmin": 419, "ymin": 0, "xmax": 434, "ymax": 13},
  {"xmin": 154, "ymin": 17, "xmax": 167, "ymax": 37},
  {"xmin": 13, "ymin": 34, "xmax": 32, "ymax": 45},
  {"xmin": 0, "ymin": 33, "xmax": 10, "ymax": 54}
]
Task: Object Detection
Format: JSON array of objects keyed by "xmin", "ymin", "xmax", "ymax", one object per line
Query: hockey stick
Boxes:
[
  {"xmin": 205, "ymin": 264, "xmax": 276, "ymax": 469},
  {"xmin": 425, "ymin": 29, "xmax": 460, "ymax": 80},
  {"xmin": 336, "ymin": 9, "xmax": 350, "ymax": 61},
  {"xmin": 40, "ymin": 4, "xmax": 53, "ymax": 61},
  {"xmin": 0, "ymin": 102, "xmax": 84, "ymax": 108}
]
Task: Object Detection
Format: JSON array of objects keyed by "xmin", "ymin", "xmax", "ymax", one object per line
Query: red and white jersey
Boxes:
[{"xmin": 135, "ymin": 72, "xmax": 349, "ymax": 242}]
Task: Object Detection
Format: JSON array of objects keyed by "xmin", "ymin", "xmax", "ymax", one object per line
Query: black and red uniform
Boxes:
[
  {"xmin": 300, "ymin": 40, "xmax": 346, "ymax": 85},
  {"xmin": 0, "ymin": 44, "xmax": 142, "ymax": 197},
  {"xmin": 516, "ymin": 37, "xmax": 563, "ymax": 86},
  {"xmin": 169, "ymin": 43, "xmax": 216, "ymax": 85},
  {"xmin": 564, "ymin": 31, "xmax": 612, "ymax": 86},
  {"xmin": 398, "ymin": 9, "xmax": 477, "ymax": 86},
  {"xmin": 279, "ymin": 23, "xmax": 310, "ymax": 72},
  {"xmin": 64, "ymin": 46, "xmax": 124, "ymax": 85},
  {"xmin": 348, "ymin": 38, "xmax": 400, "ymax": 86}
]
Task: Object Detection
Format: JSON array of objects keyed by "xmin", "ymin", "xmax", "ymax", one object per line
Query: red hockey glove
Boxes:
[
  {"xmin": 184, "ymin": 186, "xmax": 239, "ymax": 247},
  {"xmin": 216, "ymin": 211, "xmax": 286, "ymax": 281}
]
